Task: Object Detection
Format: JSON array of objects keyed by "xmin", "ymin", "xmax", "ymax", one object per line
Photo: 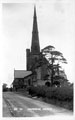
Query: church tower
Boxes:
[
  {"xmin": 26, "ymin": 6, "xmax": 48, "ymax": 81},
  {"xmin": 26, "ymin": 6, "xmax": 40, "ymax": 71}
]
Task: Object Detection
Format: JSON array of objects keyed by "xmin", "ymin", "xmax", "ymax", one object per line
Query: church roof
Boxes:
[{"xmin": 14, "ymin": 70, "xmax": 32, "ymax": 79}]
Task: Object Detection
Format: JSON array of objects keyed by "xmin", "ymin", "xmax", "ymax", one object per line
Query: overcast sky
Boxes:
[{"xmin": 1, "ymin": 0, "xmax": 75, "ymax": 86}]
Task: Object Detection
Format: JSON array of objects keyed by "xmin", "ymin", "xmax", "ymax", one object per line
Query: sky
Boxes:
[{"xmin": 0, "ymin": 0, "xmax": 75, "ymax": 87}]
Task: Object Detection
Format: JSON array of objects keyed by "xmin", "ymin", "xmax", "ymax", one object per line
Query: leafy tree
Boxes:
[
  {"xmin": 42, "ymin": 45, "xmax": 68, "ymax": 86},
  {"xmin": 30, "ymin": 45, "xmax": 68, "ymax": 87},
  {"xmin": 2, "ymin": 83, "xmax": 8, "ymax": 92},
  {"xmin": 2, "ymin": 83, "xmax": 7, "ymax": 88}
]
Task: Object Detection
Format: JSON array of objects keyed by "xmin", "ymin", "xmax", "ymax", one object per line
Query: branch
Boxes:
[{"xmin": 42, "ymin": 45, "xmax": 55, "ymax": 52}]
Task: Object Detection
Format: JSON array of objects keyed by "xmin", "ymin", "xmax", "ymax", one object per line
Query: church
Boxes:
[{"xmin": 13, "ymin": 6, "xmax": 48, "ymax": 89}]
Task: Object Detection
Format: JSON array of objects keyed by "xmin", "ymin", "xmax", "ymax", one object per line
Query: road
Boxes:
[{"xmin": 3, "ymin": 92, "xmax": 73, "ymax": 117}]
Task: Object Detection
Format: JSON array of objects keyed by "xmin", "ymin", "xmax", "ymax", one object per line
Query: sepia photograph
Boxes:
[{"xmin": 1, "ymin": 0, "xmax": 74, "ymax": 119}]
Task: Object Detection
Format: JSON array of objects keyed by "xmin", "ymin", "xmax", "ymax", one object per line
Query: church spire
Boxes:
[{"xmin": 31, "ymin": 6, "xmax": 40, "ymax": 54}]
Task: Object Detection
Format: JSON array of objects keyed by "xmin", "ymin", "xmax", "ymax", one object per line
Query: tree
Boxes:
[
  {"xmin": 2, "ymin": 83, "xmax": 8, "ymax": 92},
  {"xmin": 30, "ymin": 45, "xmax": 68, "ymax": 87},
  {"xmin": 42, "ymin": 45, "xmax": 68, "ymax": 86}
]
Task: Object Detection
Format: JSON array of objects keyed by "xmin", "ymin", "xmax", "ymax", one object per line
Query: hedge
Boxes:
[{"xmin": 28, "ymin": 85, "xmax": 73, "ymax": 102}]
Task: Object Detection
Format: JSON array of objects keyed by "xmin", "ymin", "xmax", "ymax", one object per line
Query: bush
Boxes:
[
  {"xmin": 28, "ymin": 85, "xmax": 48, "ymax": 97},
  {"xmin": 27, "ymin": 85, "xmax": 73, "ymax": 110},
  {"xmin": 56, "ymin": 86, "xmax": 73, "ymax": 101},
  {"xmin": 28, "ymin": 86, "xmax": 37, "ymax": 96},
  {"xmin": 45, "ymin": 85, "xmax": 73, "ymax": 102},
  {"xmin": 45, "ymin": 87, "xmax": 57, "ymax": 99},
  {"xmin": 28, "ymin": 85, "xmax": 73, "ymax": 101},
  {"xmin": 28, "ymin": 85, "xmax": 73, "ymax": 103},
  {"xmin": 36, "ymin": 86, "xmax": 47, "ymax": 97},
  {"xmin": 3, "ymin": 88, "xmax": 8, "ymax": 92}
]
